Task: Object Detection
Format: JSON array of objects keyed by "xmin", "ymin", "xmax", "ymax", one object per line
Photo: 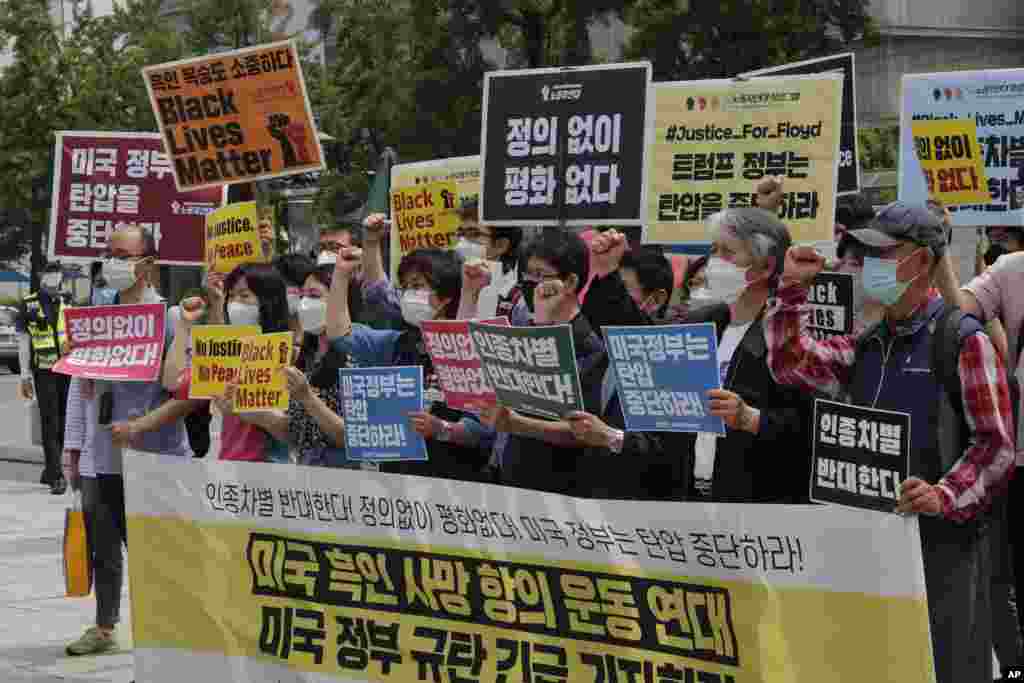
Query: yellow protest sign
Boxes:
[
  {"xmin": 644, "ymin": 74, "xmax": 842, "ymax": 244},
  {"xmin": 204, "ymin": 201, "xmax": 269, "ymax": 274},
  {"xmin": 910, "ymin": 119, "xmax": 990, "ymax": 205},
  {"xmin": 391, "ymin": 180, "xmax": 460, "ymax": 253},
  {"xmin": 233, "ymin": 331, "xmax": 291, "ymax": 413},
  {"xmin": 188, "ymin": 325, "xmax": 260, "ymax": 399}
]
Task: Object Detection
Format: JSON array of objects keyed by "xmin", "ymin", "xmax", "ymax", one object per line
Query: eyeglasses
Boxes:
[
  {"xmin": 319, "ymin": 241, "xmax": 347, "ymax": 253},
  {"xmin": 521, "ymin": 270, "xmax": 561, "ymax": 284}
]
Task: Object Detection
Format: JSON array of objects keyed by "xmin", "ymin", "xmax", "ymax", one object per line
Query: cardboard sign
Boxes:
[
  {"xmin": 204, "ymin": 201, "xmax": 270, "ymax": 273},
  {"xmin": 603, "ymin": 323, "xmax": 725, "ymax": 434},
  {"xmin": 142, "ymin": 40, "xmax": 324, "ymax": 191},
  {"xmin": 232, "ymin": 332, "xmax": 292, "ymax": 413},
  {"xmin": 48, "ymin": 131, "xmax": 222, "ymax": 265},
  {"xmin": 807, "ymin": 272, "xmax": 854, "ymax": 340},
  {"xmin": 900, "ymin": 68, "xmax": 1024, "ymax": 224},
  {"xmin": 54, "ymin": 304, "xmax": 166, "ymax": 382},
  {"xmin": 188, "ymin": 324, "xmax": 261, "ymax": 399},
  {"xmin": 469, "ymin": 322, "xmax": 583, "ymax": 419},
  {"xmin": 339, "ymin": 365, "xmax": 428, "ymax": 462},
  {"xmin": 643, "ymin": 73, "xmax": 842, "ymax": 245},
  {"xmin": 910, "ymin": 119, "xmax": 990, "ymax": 205},
  {"xmin": 390, "ymin": 180, "xmax": 461, "ymax": 253},
  {"xmin": 421, "ymin": 318, "xmax": 509, "ymax": 411},
  {"xmin": 741, "ymin": 53, "xmax": 860, "ymax": 195},
  {"xmin": 480, "ymin": 62, "xmax": 651, "ymax": 226},
  {"xmin": 811, "ymin": 399, "xmax": 911, "ymax": 513}
]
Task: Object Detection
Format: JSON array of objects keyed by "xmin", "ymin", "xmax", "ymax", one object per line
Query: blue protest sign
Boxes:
[
  {"xmin": 339, "ymin": 365, "xmax": 428, "ymax": 462},
  {"xmin": 603, "ymin": 323, "xmax": 725, "ymax": 434}
]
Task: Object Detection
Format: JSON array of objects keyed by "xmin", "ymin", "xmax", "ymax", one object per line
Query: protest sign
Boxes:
[
  {"xmin": 741, "ymin": 53, "xmax": 860, "ymax": 195},
  {"xmin": 339, "ymin": 366, "xmax": 427, "ymax": 462},
  {"xmin": 389, "ymin": 155, "xmax": 481, "ymax": 280},
  {"xmin": 204, "ymin": 201, "xmax": 270, "ymax": 273},
  {"xmin": 469, "ymin": 322, "xmax": 583, "ymax": 419},
  {"xmin": 53, "ymin": 304, "xmax": 166, "ymax": 382},
  {"xmin": 142, "ymin": 40, "xmax": 324, "ymax": 192},
  {"xmin": 48, "ymin": 131, "xmax": 222, "ymax": 265},
  {"xmin": 643, "ymin": 73, "xmax": 842, "ymax": 245},
  {"xmin": 811, "ymin": 399, "xmax": 910, "ymax": 513},
  {"xmin": 124, "ymin": 452, "xmax": 936, "ymax": 683},
  {"xmin": 480, "ymin": 62, "xmax": 651, "ymax": 226},
  {"xmin": 390, "ymin": 180, "xmax": 460, "ymax": 253},
  {"xmin": 188, "ymin": 324, "xmax": 261, "ymax": 399},
  {"xmin": 900, "ymin": 68, "xmax": 1024, "ymax": 224},
  {"xmin": 603, "ymin": 323, "xmax": 725, "ymax": 434},
  {"xmin": 806, "ymin": 272, "xmax": 854, "ymax": 340},
  {"xmin": 232, "ymin": 332, "xmax": 291, "ymax": 413},
  {"xmin": 909, "ymin": 119, "xmax": 990, "ymax": 205},
  {"xmin": 421, "ymin": 318, "xmax": 508, "ymax": 411}
]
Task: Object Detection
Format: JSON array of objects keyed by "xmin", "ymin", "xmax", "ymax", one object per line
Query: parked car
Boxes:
[{"xmin": 0, "ymin": 306, "xmax": 19, "ymax": 373}]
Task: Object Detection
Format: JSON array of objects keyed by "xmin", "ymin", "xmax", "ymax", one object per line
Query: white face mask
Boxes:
[
  {"xmin": 227, "ymin": 301, "xmax": 262, "ymax": 328},
  {"xmin": 689, "ymin": 286, "xmax": 713, "ymax": 303},
  {"xmin": 455, "ymin": 239, "xmax": 487, "ymax": 263},
  {"xmin": 298, "ymin": 297, "xmax": 326, "ymax": 333},
  {"xmin": 286, "ymin": 289, "xmax": 300, "ymax": 315},
  {"xmin": 317, "ymin": 251, "xmax": 338, "ymax": 266},
  {"xmin": 400, "ymin": 289, "xmax": 435, "ymax": 327},
  {"xmin": 704, "ymin": 256, "xmax": 750, "ymax": 305},
  {"xmin": 103, "ymin": 258, "xmax": 138, "ymax": 292}
]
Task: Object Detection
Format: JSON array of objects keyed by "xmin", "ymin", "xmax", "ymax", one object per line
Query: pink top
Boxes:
[{"xmin": 964, "ymin": 251, "xmax": 1024, "ymax": 365}]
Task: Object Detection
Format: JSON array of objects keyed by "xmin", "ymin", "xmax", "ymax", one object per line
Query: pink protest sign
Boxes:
[
  {"xmin": 421, "ymin": 317, "xmax": 508, "ymax": 411},
  {"xmin": 48, "ymin": 131, "xmax": 223, "ymax": 265},
  {"xmin": 53, "ymin": 304, "xmax": 167, "ymax": 382}
]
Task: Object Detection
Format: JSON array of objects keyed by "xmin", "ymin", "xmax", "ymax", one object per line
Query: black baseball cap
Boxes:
[{"xmin": 846, "ymin": 201, "xmax": 947, "ymax": 255}]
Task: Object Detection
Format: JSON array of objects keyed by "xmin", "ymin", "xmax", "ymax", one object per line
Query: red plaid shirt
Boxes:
[{"xmin": 765, "ymin": 285, "xmax": 1016, "ymax": 522}]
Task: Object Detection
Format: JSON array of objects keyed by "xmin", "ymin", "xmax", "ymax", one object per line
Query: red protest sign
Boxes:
[
  {"xmin": 48, "ymin": 131, "xmax": 223, "ymax": 265},
  {"xmin": 53, "ymin": 304, "xmax": 167, "ymax": 382},
  {"xmin": 421, "ymin": 318, "xmax": 509, "ymax": 411}
]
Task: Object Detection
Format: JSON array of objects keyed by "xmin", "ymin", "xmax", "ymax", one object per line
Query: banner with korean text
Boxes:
[
  {"xmin": 124, "ymin": 454, "xmax": 935, "ymax": 683},
  {"xmin": 339, "ymin": 366, "xmax": 428, "ymax": 463},
  {"xmin": 189, "ymin": 325, "xmax": 261, "ymax": 399},
  {"xmin": 53, "ymin": 304, "xmax": 166, "ymax": 382},
  {"xmin": 142, "ymin": 40, "xmax": 324, "ymax": 191},
  {"xmin": 233, "ymin": 332, "xmax": 292, "ymax": 413},
  {"xmin": 421, "ymin": 318, "xmax": 508, "ymax": 412},
  {"xmin": 900, "ymin": 68, "xmax": 1024, "ymax": 224},
  {"xmin": 48, "ymin": 131, "xmax": 222, "ymax": 265},
  {"xmin": 643, "ymin": 74, "xmax": 842, "ymax": 245}
]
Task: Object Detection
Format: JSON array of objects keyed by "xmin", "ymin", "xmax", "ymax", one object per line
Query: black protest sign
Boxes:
[
  {"xmin": 480, "ymin": 62, "xmax": 651, "ymax": 226},
  {"xmin": 811, "ymin": 399, "xmax": 910, "ymax": 513},
  {"xmin": 468, "ymin": 322, "xmax": 583, "ymax": 419},
  {"xmin": 806, "ymin": 272, "xmax": 854, "ymax": 340},
  {"xmin": 742, "ymin": 53, "xmax": 859, "ymax": 194}
]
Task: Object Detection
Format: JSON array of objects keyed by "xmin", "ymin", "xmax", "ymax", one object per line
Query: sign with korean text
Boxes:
[
  {"xmin": 53, "ymin": 304, "xmax": 166, "ymax": 382},
  {"xmin": 900, "ymin": 68, "xmax": 1024, "ymax": 224},
  {"xmin": 480, "ymin": 62, "xmax": 651, "ymax": 226},
  {"xmin": 48, "ymin": 131, "xmax": 222, "ymax": 265},
  {"xmin": 741, "ymin": 53, "xmax": 860, "ymax": 195},
  {"xmin": 205, "ymin": 201, "xmax": 270, "ymax": 273},
  {"xmin": 339, "ymin": 366, "xmax": 427, "ymax": 462},
  {"xmin": 390, "ymin": 180, "xmax": 460, "ymax": 254},
  {"xmin": 469, "ymin": 322, "xmax": 584, "ymax": 419},
  {"xmin": 909, "ymin": 119, "xmax": 990, "ymax": 205},
  {"xmin": 389, "ymin": 155, "xmax": 481, "ymax": 280},
  {"xmin": 603, "ymin": 323, "xmax": 725, "ymax": 434},
  {"xmin": 123, "ymin": 453, "xmax": 936, "ymax": 683},
  {"xmin": 189, "ymin": 324, "xmax": 261, "ymax": 399},
  {"xmin": 142, "ymin": 40, "xmax": 325, "ymax": 191},
  {"xmin": 233, "ymin": 332, "xmax": 291, "ymax": 413},
  {"xmin": 811, "ymin": 399, "xmax": 911, "ymax": 513},
  {"xmin": 421, "ymin": 318, "xmax": 509, "ymax": 411},
  {"xmin": 643, "ymin": 73, "xmax": 842, "ymax": 245},
  {"xmin": 806, "ymin": 272, "xmax": 854, "ymax": 340}
]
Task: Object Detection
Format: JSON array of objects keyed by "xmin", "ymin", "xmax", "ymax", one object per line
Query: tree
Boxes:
[{"xmin": 624, "ymin": 0, "xmax": 878, "ymax": 82}]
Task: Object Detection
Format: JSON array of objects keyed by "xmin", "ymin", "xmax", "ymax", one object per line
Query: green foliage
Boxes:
[{"xmin": 858, "ymin": 125, "xmax": 899, "ymax": 172}]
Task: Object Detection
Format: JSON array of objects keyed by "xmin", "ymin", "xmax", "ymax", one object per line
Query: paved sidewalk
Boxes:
[{"xmin": 0, "ymin": 480, "xmax": 133, "ymax": 682}]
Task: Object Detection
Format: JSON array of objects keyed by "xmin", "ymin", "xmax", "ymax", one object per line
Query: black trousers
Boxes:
[
  {"xmin": 81, "ymin": 475, "xmax": 126, "ymax": 628},
  {"xmin": 33, "ymin": 368, "xmax": 69, "ymax": 483}
]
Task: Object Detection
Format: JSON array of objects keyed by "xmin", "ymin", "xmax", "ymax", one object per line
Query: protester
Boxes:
[
  {"xmin": 453, "ymin": 198, "xmax": 524, "ymax": 320},
  {"xmin": 767, "ymin": 201, "xmax": 1016, "ymax": 683},
  {"xmin": 89, "ymin": 261, "xmax": 118, "ymax": 306},
  {"xmin": 315, "ymin": 222, "xmax": 360, "ymax": 264},
  {"xmin": 324, "ymin": 214, "xmax": 494, "ymax": 481},
  {"xmin": 273, "ymin": 252, "xmax": 316, "ymax": 325}
]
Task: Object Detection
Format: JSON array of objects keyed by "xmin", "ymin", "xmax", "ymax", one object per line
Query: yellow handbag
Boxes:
[{"xmin": 63, "ymin": 492, "xmax": 92, "ymax": 597}]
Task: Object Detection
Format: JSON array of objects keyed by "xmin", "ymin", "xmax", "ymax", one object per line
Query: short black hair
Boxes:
[
  {"xmin": 621, "ymin": 247, "xmax": 674, "ymax": 298},
  {"xmin": 835, "ymin": 193, "xmax": 875, "ymax": 231},
  {"xmin": 273, "ymin": 253, "xmax": 315, "ymax": 288},
  {"xmin": 223, "ymin": 263, "xmax": 290, "ymax": 333},
  {"xmin": 397, "ymin": 248, "xmax": 462, "ymax": 320},
  {"xmin": 491, "ymin": 226, "xmax": 523, "ymax": 255},
  {"xmin": 521, "ymin": 230, "xmax": 589, "ymax": 293}
]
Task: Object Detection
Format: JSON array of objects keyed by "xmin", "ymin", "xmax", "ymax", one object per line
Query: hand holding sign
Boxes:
[
  {"xmin": 896, "ymin": 477, "xmax": 943, "ymax": 517},
  {"xmin": 408, "ymin": 411, "xmax": 443, "ymax": 439},
  {"xmin": 565, "ymin": 411, "xmax": 617, "ymax": 449},
  {"xmin": 591, "ymin": 229, "xmax": 627, "ymax": 278},
  {"xmin": 782, "ymin": 246, "xmax": 826, "ymax": 287}
]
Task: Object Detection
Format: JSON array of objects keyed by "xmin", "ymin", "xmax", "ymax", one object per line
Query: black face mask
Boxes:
[{"xmin": 520, "ymin": 280, "xmax": 538, "ymax": 313}]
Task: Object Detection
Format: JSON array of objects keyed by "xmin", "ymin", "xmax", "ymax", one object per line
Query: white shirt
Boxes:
[{"xmin": 476, "ymin": 263, "xmax": 518, "ymax": 319}]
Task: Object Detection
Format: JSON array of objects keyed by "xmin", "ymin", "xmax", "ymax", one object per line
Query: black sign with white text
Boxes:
[
  {"xmin": 806, "ymin": 271, "xmax": 854, "ymax": 340},
  {"xmin": 480, "ymin": 62, "xmax": 651, "ymax": 226}
]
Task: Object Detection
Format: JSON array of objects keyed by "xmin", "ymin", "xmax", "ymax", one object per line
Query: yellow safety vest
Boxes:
[{"xmin": 22, "ymin": 292, "xmax": 66, "ymax": 370}]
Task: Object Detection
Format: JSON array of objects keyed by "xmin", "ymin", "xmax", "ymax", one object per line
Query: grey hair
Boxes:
[
  {"xmin": 113, "ymin": 222, "xmax": 158, "ymax": 258},
  {"xmin": 706, "ymin": 208, "xmax": 791, "ymax": 278}
]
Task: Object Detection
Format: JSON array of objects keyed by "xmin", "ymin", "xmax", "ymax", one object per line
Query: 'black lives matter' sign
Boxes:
[
  {"xmin": 806, "ymin": 272, "xmax": 854, "ymax": 340},
  {"xmin": 480, "ymin": 62, "xmax": 651, "ymax": 226}
]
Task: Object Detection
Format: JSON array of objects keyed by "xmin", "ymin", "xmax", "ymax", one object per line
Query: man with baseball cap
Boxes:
[{"xmin": 764, "ymin": 201, "xmax": 1016, "ymax": 683}]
